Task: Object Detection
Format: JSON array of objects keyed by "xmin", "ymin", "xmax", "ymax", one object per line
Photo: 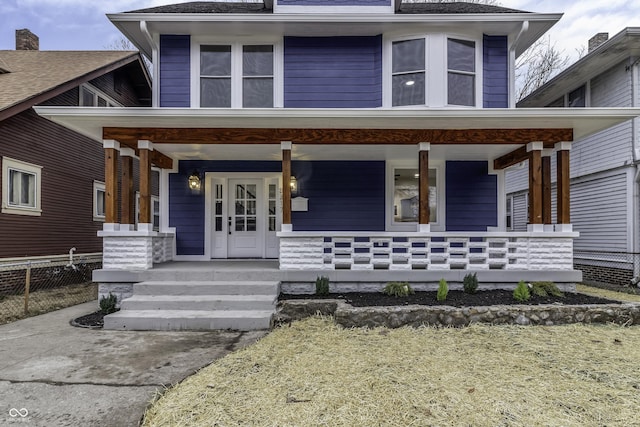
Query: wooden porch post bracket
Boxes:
[
  {"xmin": 555, "ymin": 141, "xmax": 572, "ymax": 232},
  {"xmin": 527, "ymin": 142, "xmax": 544, "ymax": 232},
  {"xmin": 418, "ymin": 142, "xmax": 431, "ymax": 232},
  {"xmin": 281, "ymin": 141, "xmax": 292, "ymax": 232},
  {"xmin": 138, "ymin": 140, "xmax": 153, "ymax": 231},
  {"xmin": 103, "ymin": 140, "xmax": 119, "ymax": 231},
  {"xmin": 541, "ymin": 149, "xmax": 553, "ymax": 228},
  {"xmin": 119, "ymin": 147, "xmax": 135, "ymax": 231}
]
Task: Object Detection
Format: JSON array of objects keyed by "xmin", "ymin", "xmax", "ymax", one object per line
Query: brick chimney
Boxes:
[
  {"xmin": 588, "ymin": 33, "xmax": 609, "ymax": 53},
  {"xmin": 15, "ymin": 29, "xmax": 39, "ymax": 51}
]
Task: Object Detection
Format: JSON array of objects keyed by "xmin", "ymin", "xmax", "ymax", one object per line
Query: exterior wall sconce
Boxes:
[
  {"xmin": 290, "ymin": 176, "xmax": 298, "ymax": 194},
  {"xmin": 188, "ymin": 170, "xmax": 201, "ymax": 191}
]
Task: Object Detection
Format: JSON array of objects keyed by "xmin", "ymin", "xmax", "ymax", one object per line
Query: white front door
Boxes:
[
  {"xmin": 209, "ymin": 174, "xmax": 281, "ymax": 259},
  {"xmin": 228, "ymin": 179, "xmax": 263, "ymax": 258}
]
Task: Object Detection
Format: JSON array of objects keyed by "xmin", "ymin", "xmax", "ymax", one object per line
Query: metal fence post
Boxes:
[{"xmin": 24, "ymin": 261, "xmax": 31, "ymax": 315}]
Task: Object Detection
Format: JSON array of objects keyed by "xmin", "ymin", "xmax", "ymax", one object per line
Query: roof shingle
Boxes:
[{"xmin": 0, "ymin": 50, "xmax": 139, "ymax": 113}]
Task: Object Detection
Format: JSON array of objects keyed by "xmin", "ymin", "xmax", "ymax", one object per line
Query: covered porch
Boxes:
[{"xmin": 35, "ymin": 107, "xmax": 639, "ymax": 280}]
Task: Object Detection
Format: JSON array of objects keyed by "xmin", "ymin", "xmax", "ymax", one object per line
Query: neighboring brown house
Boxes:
[{"xmin": 0, "ymin": 29, "xmax": 153, "ymax": 259}]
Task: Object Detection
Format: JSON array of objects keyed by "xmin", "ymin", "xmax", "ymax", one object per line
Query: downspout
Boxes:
[
  {"xmin": 509, "ymin": 21, "xmax": 529, "ymax": 108},
  {"xmin": 140, "ymin": 20, "xmax": 159, "ymax": 108},
  {"xmin": 67, "ymin": 247, "xmax": 76, "ymax": 269},
  {"xmin": 631, "ymin": 59, "xmax": 640, "ymax": 283}
]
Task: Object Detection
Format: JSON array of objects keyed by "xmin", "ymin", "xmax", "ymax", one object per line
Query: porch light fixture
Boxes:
[
  {"xmin": 188, "ymin": 170, "xmax": 201, "ymax": 191},
  {"xmin": 290, "ymin": 176, "xmax": 298, "ymax": 194}
]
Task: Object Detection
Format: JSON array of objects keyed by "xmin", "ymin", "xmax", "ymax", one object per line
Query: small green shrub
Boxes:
[
  {"xmin": 462, "ymin": 272, "xmax": 478, "ymax": 294},
  {"xmin": 315, "ymin": 276, "xmax": 330, "ymax": 296},
  {"xmin": 513, "ymin": 281, "xmax": 531, "ymax": 302},
  {"xmin": 530, "ymin": 281, "xmax": 564, "ymax": 298},
  {"xmin": 99, "ymin": 293, "xmax": 118, "ymax": 315},
  {"xmin": 437, "ymin": 278, "xmax": 449, "ymax": 302},
  {"xmin": 383, "ymin": 282, "xmax": 414, "ymax": 297}
]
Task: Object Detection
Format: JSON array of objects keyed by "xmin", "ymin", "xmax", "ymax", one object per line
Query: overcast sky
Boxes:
[{"xmin": 1, "ymin": 0, "xmax": 639, "ymax": 64}]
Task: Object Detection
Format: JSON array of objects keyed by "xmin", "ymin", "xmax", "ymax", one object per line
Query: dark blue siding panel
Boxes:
[
  {"xmin": 169, "ymin": 160, "xmax": 384, "ymax": 255},
  {"xmin": 445, "ymin": 161, "xmax": 497, "ymax": 231},
  {"xmin": 483, "ymin": 35, "xmax": 508, "ymax": 108},
  {"xmin": 160, "ymin": 35, "xmax": 190, "ymax": 107},
  {"xmin": 169, "ymin": 161, "xmax": 281, "ymax": 256},
  {"xmin": 284, "ymin": 36, "xmax": 382, "ymax": 108},
  {"xmin": 291, "ymin": 161, "xmax": 385, "ymax": 231},
  {"xmin": 280, "ymin": 0, "xmax": 390, "ymax": 5}
]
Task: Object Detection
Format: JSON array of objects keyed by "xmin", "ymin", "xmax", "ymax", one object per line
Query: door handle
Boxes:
[{"xmin": 228, "ymin": 217, "xmax": 232, "ymax": 235}]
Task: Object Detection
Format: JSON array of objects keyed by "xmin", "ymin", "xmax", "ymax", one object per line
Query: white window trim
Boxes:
[
  {"xmin": 383, "ymin": 32, "xmax": 482, "ymax": 108},
  {"xmin": 1, "ymin": 157, "xmax": 42, "ymax": 216},
  {"xmin": 190, "ymin": 37, "xmax": 283, "ymax": 109},
  {"xmin": 446, "ymin": 36, "xmax": 479, "ymax": 107},
  {"xmin": 385, "ymin": 160, "xmax": 445, "ymax": 232},
  {"xmin": 79, "ymin": 83, "xmax": 123, "ymax": 107},
  {"xmin": 135, "ymin": 192, "xmax": 160, "ymax": 230},
  {"xmin": 93, "ymin": 181, "xmax": 106, "ymax": 222}
]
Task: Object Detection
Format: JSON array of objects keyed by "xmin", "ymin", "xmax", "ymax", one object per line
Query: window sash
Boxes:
[
  {"xmin": 392, "ymin": 167, "xmax": 437, "ymax": 224},
  {"xmin": 8, "ymin": 169, "xmax": 36, "ymax": 208},
  {"xmin": 199, "ymin": 43, "xmax": 275, "ymax": 108}
]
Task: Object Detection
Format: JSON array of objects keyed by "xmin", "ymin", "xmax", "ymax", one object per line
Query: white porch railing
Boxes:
[{"xmin": 277, "ymin": 231, "xmax": 578, "ymax": 271}]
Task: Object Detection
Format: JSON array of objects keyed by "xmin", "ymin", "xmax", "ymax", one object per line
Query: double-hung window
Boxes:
[
  {"xmin": 388, "ymin": 35, "xmax": 478, "ymax": 107},
  {"xmin": 93, "ymin": 181, "xmax": 105, "ymax": 221},
  {"xmin": 2, "ymin": 157, "xmax": 42, "ymax": 216},
  {"xmin": 391, "ymin": 39, "xmax": 426, "ymax": 106},
  {"xmin": 447, "ymin": 38, "xmax": 476, "ymax": 106},
  {"xmin": 200, "ymin": 44, "xmax": 275, "ymax": 108},
  {"xmin": 80, "ymin": 84, "xmax": 120, "ymax": 107}
]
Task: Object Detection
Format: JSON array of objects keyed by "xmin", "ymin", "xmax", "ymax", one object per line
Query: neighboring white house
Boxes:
[{"xmin": 509, "ymin": 28, "xmax": 640, "ymax": 287}]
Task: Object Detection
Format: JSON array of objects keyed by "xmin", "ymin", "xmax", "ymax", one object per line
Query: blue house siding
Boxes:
[
  {"xmin": 483, "ymin": 35, "xmax": 509, "ymax": 108},
  {"xmin": 169, "ymin": 161, "xmax": 281, "ymax": 255},
  {"xmin": 291, "ymin": 161, "xmax": 385, "ymax": 231},
  {"xmin": 445, "ymin": 161, "xmax": 497, "ymax": 231},
  {"xmin": 159, "ymin": 35, "xmax": 191, "ymax": 107},
  {"xmin": 169, "ymin": 160, "xmax": 384, "ymax": 255},
  {"xmin": 279, "ymin": 0, "xmax": 390, "ymax": 5},
  {"xmin": 284, "ymin": 36, "xmax": 383, "ymax": 108}
]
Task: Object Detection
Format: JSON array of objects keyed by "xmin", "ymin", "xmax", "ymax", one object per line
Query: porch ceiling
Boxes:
[{"xmin": 34, "ymin": 106, "xmax": 640, "ymax": 164}]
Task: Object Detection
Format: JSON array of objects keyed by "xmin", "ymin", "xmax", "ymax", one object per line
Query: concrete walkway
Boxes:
[{"xmin": 0, "ymin": 302, "xmax": 266, "ymax": 426}]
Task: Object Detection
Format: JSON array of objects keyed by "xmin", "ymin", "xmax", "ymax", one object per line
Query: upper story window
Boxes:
[
  {"xmin": 545, "ymin": 84, "xmax": 587, "ymax": 108},
  {"xmin": 387, "ymin": 35, "xmax": 479, "ymax": 108},
  {"xmin": 447, "ymin": 38, "xmax": 476, "ymax": 106},
  {"xmin": 80, "ymin": 84, "xmax": 121, "ymax": 107},
  {"xmin": 199, "ymin": 43, "xmax": 276, "ymax": 108},
  {"xmin": 392, "ymin": 39, "xmax": 426, "ymax": 106}
]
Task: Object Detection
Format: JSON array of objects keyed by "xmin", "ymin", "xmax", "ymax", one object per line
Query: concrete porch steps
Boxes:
[{"xmin": 104, "ymin": 280, "xmax": 279, "ymax": 331}]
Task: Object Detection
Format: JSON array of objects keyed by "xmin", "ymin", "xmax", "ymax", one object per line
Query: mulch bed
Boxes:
[
  {"xmin": 71, "ymin": 310, "xmax": 107, "ymax": 329},
  {"xmin": 279, "ymin": 290, "xmax": 619, "ymax": 307}
]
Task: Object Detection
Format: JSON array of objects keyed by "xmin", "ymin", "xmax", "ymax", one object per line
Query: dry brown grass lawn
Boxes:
[{"xmin": 143, "ymin": 316, "xmax": 640, "ymax": 426}]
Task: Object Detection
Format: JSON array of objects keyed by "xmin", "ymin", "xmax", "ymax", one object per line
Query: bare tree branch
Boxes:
[{"xmin": 515, "ymin": 35, "xmax": 570, "ymax": 102}]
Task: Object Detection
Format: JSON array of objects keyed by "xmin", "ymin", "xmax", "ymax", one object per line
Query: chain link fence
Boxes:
[
  {"xmin": 574, "ymin": 250, "xmax": 640, "ymax": 291},
  {"xmin": 0, "ymin": 253, "xmax": 102, "ymax": 325}
]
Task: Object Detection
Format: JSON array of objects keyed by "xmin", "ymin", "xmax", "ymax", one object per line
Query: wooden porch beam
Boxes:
[
  {"xmin": 139, "ymin": 143, "xmax": 152, "ymax": 225},
  {"xmin": 104, "ymin": 146, "xmax": 118, "ymax": 224},
  {"xmin": 103, "ymin": 127, "xmax": 574, "ymax": 146},
  {"xmin": 542, "ymin": 153, "xmax": 552, "ymax": 225},
  {"xmin": 419, "ymin": 147, "xmax": 430, "ymax": 225},
  {"xmin": 282, "ymin": 144, "xmax": 292, "ymax": 226},
  {"xmin": 493, "ymin": 146, "xmax": 528, "ymax": 170},
  {"xmin": 528, "ymin": 149, "xmax": 543, "ymax": 225},
  {"xmin": 557, "ymin": 148, "xmax": 571, "ymax": 224},
  {"xmin": 120, "ymin": 153, "xmax": 135, "ymax": 226},
  {"xmin": 112, "ymin": 138, "xmax": 173, "ymax": 170}
]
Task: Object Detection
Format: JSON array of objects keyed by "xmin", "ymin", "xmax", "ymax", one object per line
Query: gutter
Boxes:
[
  {"xmin": 140, "ymin": 21, "xmax": 159, "ymax": 108},
  {"xmin": 509, "ymin": 20, "xmax": 529, "ymax": 108}
]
